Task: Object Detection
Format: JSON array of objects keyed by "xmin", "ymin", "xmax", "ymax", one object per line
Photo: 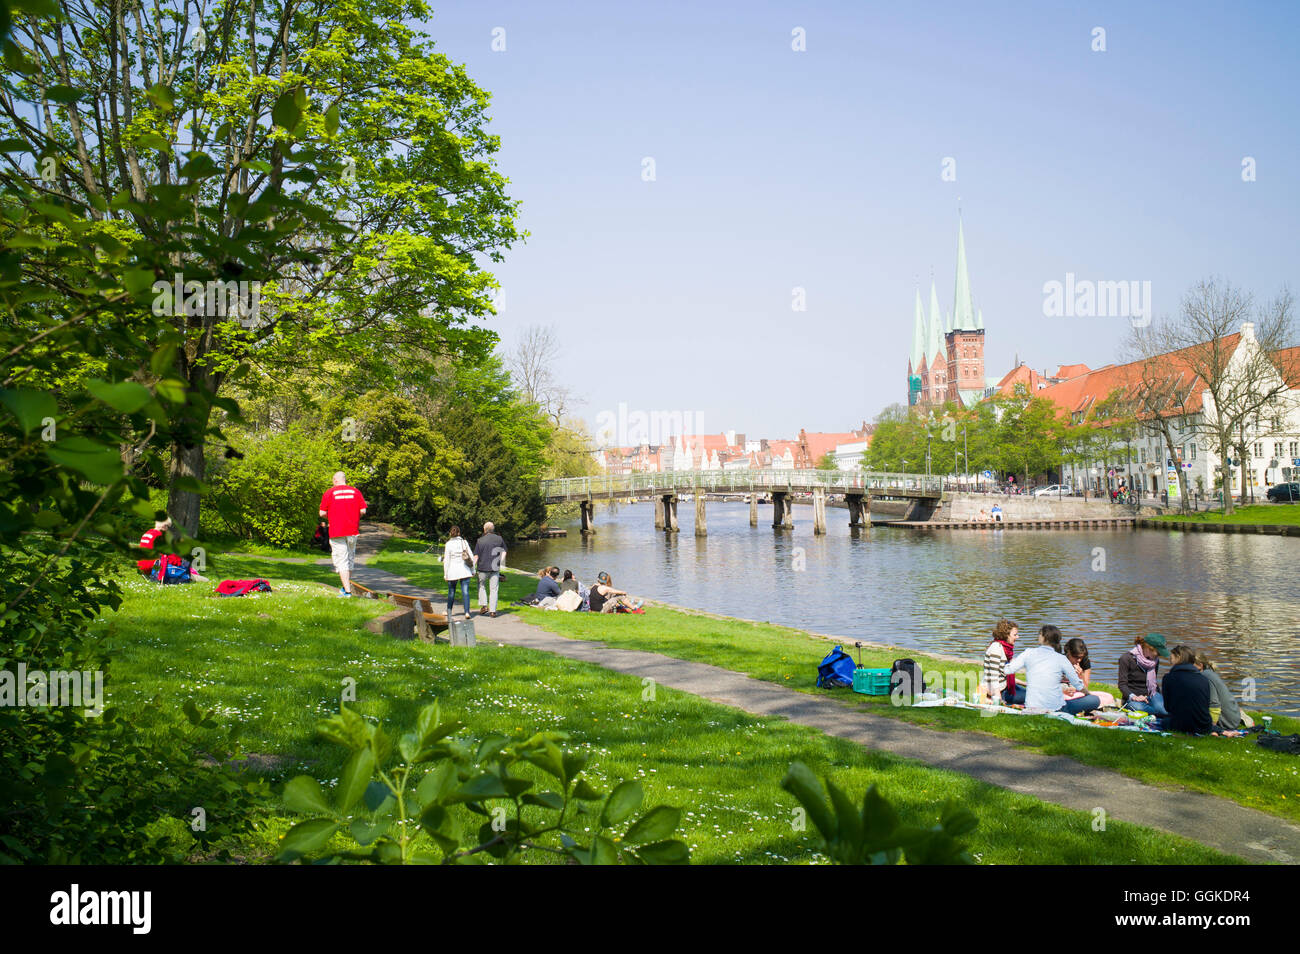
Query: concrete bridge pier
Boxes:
[
  {"xmin": 579, "ymin": 500, "xmax": 596, "ymax": 535},
  {"xmin": 653, "ymin": 496, "xmax": 665, "ymax": 530},
  {"xmin": 694, "ymin": 495, "xmax": 707, "ymax": 537},
  {"xmin": 812, "ymin": 487, "xmax": 827, "ymax": 535},
  {"xmin": 772, "ymin": 491, "xmax": 794, "ymax": 529},
  {"xmin": 847, "ymin": 493, "xmax": 870, "ymax": 528},
  {"xmin": 748, "ymin": 493, "xmax": 757, "ymax": 527}
]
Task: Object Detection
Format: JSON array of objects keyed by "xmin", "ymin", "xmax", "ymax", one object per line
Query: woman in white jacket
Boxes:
[{"xmin": 442, "ymin": 526, "xmax": 475, "ymax": 618}]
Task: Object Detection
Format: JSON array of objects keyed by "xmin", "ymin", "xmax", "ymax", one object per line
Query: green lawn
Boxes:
[
  {"xmin": 366, "ymin": 536, "xmax": 1300, "ymax": 824},
  {"xmin": 1151, "ymin": 503, "xmax": 1300, "ymax": 526},
  {"xmin": 98, "ymin": 556, "xmax": 1240, "ymax": 864}
]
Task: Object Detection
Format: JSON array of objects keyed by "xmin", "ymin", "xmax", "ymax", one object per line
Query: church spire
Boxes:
[
  {"xmin": 928, "ymin": 280, "xmax": 944, "ymax": 363},
  {"xmin": 910, "ymin": 287, "xmax": 925, "ymax": 371},
  {"xmin": 952, "ymin": 216, "xmax": 976, "ymax": 330}
]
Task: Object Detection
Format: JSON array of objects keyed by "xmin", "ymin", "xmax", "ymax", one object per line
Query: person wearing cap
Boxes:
[
  {"xmin": 587, "ymin": 571, "xmax": 642, "ymax": 614},
  {"xmin": 1117, "ymin": 633, "xmax": 1170, "ymax": 717}
]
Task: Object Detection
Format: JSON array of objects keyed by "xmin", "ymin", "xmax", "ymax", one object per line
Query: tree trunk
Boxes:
[
  {"xmin": 1219, "ymin": 438, "xmax": 1234, "ymax": 515},
  {"xmin": 167, "ymin": 440, "xmax": 206, "ymax": 537}
]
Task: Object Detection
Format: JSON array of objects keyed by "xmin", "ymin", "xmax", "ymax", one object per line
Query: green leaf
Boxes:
[
  {"xmin": 600, "ymin": 780, "xmax": 643, "ymax": 827},
  {"xmin": 283, "ymin": 776, "xmax": 332, "ymax": 815},
  {"xmin": 415, "ymin": 761, "xmax": 457, "ymax": 808},
  {"xmin": 362, "ymin": 780, "xmax": 391, "ymax": 813},
  {"xmin": 45, "ymin": 85, "xmax": 82, "ymax": 104},
  {"xmin": 45, "ymin": 437, "xmax": 123, "ymax": 485},
  {"xmin": 940, "ymin": 800, "xmax": 978, "ymax": 838},
  {"xmin": 154, "ymin": 379, "xmax": 187, "ymax": 404},
  {"xmin": 350, "ymin": 816, "xmax": 391, "ymax": 846},
  {"xmin": 0, "ymin": 388, "xmax": 56, "ymax": 434},
  {"xmin": 134, "ymin": 132, "xmax": 171, "ymax": 153},
  {"xmin": 86, "ymin": 379, "xmax": 152, "ymax": 414},
  {"xmin": 521, "ymin": 791, "xmax": 565, "ymax": 811},
  {"xmin": 633, "ymin": 839, "xmax": 690, "ymax": 865},
  {"xmin": 324, "ymin": 103, "xmax": 340, "ymax": 137},
  {"xmin": 150, "ymin": 343, "xmax": 177, "ymax": 377},
  {"xmin": 571, "ymin": 778, "xmax": 602, "ymax": 801},
  {"xmin": 146, "ymin": 83, "xmax": 174, "ymax": 111},
  {"xmin": 452, "ymin": 772, "xmax": 510, "ymax": 802},
  {"xmin": 590, "ymin": 834, "xmax": 618, "ymax": 865},
  {"xmin": 623, "ymin": 805, "xmax": 680, "ymax": 845},
  {"xmin": 121, "ymin": 268, "xmax": 156, "ymax": 295},
  {"xmin": 335, "ymin": 747, "xmax": 375, "ymax": 812},
  {"xmin": 277, "ymin": 818, "xmax": 339, "ymax": 858},
  {"xmin": 781, "ymin": 761, "xmax": 837, "ymax": 843},
  {"xmin": 826, "ymin": 779, "xmax": 863, "ymax": 851},
  {"xmin": 272, "ymin": 88, "xmax": 302, "ymax": 132}
]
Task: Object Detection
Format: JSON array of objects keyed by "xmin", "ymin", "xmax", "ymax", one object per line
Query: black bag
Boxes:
[
  {"xmin": 890, "ymin": 658, "xmax": 924, "ymax": 700},
  {"xmin": 1257, "ymin": 733, "xmax": 1300, "ymax": 755}
]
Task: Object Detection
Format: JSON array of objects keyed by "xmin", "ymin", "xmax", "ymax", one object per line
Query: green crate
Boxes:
[{"xmin": 852, "ymin": 668, "xmax": 892, "ymax": 695}]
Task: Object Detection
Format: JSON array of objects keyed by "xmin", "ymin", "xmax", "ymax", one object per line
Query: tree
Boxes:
[
  {"xmin": 506, "ymin": 324, "xmax": 573, "ymax": 427},
  {"xmin": 1125, "ymin": 279, "xmax": 1298, "ymax": 514},
  {"xmin": 815, "ymin": 451, "xmax": 837, "ymax": 470},
  {"xmin": 436, "ymin": 412, "xmax": 546, "ymax": 542},
  {"xmin": 4, "ymin": 1, "xmax": 519, "ymax": 534}
]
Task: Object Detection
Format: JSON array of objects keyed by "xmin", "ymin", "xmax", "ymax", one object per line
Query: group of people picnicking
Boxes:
[
  {"xmin": 517, "ymin": 566, "xmax": 644, "ymax": 614},
  {"xmin": 982, "ymin": 621, "xmax": 1251, "ymax": 736}
]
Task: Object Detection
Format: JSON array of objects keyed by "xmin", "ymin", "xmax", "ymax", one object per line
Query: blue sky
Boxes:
[{"xmin": 423, "ymin": 0, "xmax": 1300, "ymax": 440}]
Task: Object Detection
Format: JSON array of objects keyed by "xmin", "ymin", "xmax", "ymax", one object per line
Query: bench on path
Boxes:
[{"xmin": 348, "ymin": 580, "xmax": 450, "ymax": 642}]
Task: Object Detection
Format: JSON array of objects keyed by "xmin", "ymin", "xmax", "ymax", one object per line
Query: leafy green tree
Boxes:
[
  {"xmin": 437, "ymin": 411, "xmax": 547, "ymax": 541},
  {"xmin": 815, "ymin": 451, "xmax": 838, "ymax": 470},
  {"xmin": 4, "ymin": 0, "xmax": 520, "ymax": 534},
  {"xmin": 336, "ymin": 390, "xmax": 464, "ymax": 532}
]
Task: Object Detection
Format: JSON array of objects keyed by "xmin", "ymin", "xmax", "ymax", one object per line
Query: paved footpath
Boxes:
[{"xmin": 346, "ymin": 555, "xmax": 1299, "ymax": 864}]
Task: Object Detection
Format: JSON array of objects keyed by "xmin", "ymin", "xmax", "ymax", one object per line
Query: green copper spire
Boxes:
[
  {"xmin": 952, "ymin": 217, "xmax": 976, "ymax": 330},
  {"xmin": 910, "ymin": 287, "xmax": 925, "ymax": 370},
  {"xmin": 928, "ymin": 280, "xmax": 944, "ymax": 364}
]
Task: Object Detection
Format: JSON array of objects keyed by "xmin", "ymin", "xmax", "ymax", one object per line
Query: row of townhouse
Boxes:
[
  {"xmin": 594, "ymin": 428, "xmax": 873, "ymax": 474},
  {"xmin": 1032, "ymin": 322, "xmax": 1300, "ymax": 498}
]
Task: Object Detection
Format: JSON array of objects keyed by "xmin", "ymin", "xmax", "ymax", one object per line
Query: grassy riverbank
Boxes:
[
  {"xmin": 368, "ymin": 538, "xmax": 1300, "ymax": 826},
  {"xmin": 1150, "ymin": 503, "xmax": 1300, "ymax": 526},
  {"xmin": 98, "ymin": 556, "xmax": 1240, "ymax": 864}
]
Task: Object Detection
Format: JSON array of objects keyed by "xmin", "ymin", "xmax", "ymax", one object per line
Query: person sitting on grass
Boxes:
[
  {"xmin": 1162, "ymin": 644, "xmax": 1243, "ymax": 736},
  {"xmin": 587, "ymin": 572, "xmax": 643, "ymax": 614},
  {"xmin": 534, "ymin": 566, "xmax": 561, "ymax": 600},
  {"xmin": 982, "ymin": 619, "xmax": 1024, "ymax": 705},
  {"xmin": 1005, "ymin": 625, "xmax": 1096, "ymax": 714},
  {"xmin": 1193, "ymin": 651, "xmax": 1253, "ymax": 732},
  {"xmin": 1063, "ymin": 638, "xmax": 1117, "ymax": 709},
  {"xmin": 1118, "ymin": 633, "xmax": 1170, "ymax": 718},
  {"xmin": 559, "ymin": 569, "xmax": 580, "ymax": 594}
]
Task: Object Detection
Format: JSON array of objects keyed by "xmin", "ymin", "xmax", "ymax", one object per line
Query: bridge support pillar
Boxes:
[
  {"xmin": 664, "ymin": 494, "xmax": 679, "ymax": 533},
  {"xmin": 653, "ymin": 496, "xmax": 665, "ymax": 530},
  {"xmin": 848, "ymin": 493, "xmax": 868, "ymax": 528},
  {"xmin": 812, "ymin": 487, "xmax": 827, "ymax": 535},
  {"xmin": 579, "ymin": 500, "xmax": 595, "ymax": 535},
  {"xmin": 694, "ymin": 495, "xmax": 707, "ymax": 537},
  {"xmin": 772, "ymin": 491, "xmax": 793, "ymax": 529},
  {"xmin": 748, "ymin": 493, "xmax": 757, "ymax": 527}
]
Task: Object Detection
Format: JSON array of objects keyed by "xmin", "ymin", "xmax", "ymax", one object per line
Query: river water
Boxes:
[{"xmin": 515, "ymin": 501, "xmax": 1300, "ymax": 713}]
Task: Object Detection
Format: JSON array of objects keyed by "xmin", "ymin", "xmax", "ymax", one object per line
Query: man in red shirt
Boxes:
[
  {"xmin": 136, "ymin": 515, "xmax": 171, "ymax": 575},
  {"xmin": 319, "ymin": 472, "xmax": 368, "ymax": 596}
]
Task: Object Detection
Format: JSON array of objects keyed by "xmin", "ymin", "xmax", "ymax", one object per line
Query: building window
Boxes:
[
  {"xmin": 1189, "ymin": 443, "xmax": 1196, "ymax": 460},
  {"xmin": 1254, "ymin": 442, "xmax": 1264, "ymax": 458},
  {"xmin": 1290, "ymin": 441, "xmax": 1299, "ymax": 459},
  {"xmin": 1139, "ymin": 448, "xmax": 1146, "ymax": 464},
  {"xmin": 1274, "ymin": 442, "xmax": 1284, "ymax": 458}
]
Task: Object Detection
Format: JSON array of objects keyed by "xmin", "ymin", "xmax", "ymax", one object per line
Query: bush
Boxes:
[{"xmin": 206, "ymin": 426, "xmax": 339, "ymax": 548}]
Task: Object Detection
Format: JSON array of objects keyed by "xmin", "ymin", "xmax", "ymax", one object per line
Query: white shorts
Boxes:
[{"xmin": 329, "ymin": 535, "xmax": 358, "ymax": 574}]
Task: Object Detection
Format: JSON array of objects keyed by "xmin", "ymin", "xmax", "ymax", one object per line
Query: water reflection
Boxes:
[{"xmin": 519, "ymin": 502, "xmax": 1300, "ymax": 712}]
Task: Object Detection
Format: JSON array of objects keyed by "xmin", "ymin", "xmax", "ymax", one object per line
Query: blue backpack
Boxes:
[
  {"xmin": 816, "ymin": 645, "xmax": 856, "ymax": 689},
  {"xmin": 150, "ymin": 556, "xmax": 192, "ymax": 584}
]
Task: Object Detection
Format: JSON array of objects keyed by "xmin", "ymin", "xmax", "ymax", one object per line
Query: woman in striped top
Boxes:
[{"xmin": 982, "ymin": 619, "xmax": 1024, "ymax": 705}]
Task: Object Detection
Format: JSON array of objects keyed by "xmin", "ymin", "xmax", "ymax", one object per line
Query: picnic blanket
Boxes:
[{"xmin": 911, "ymin": 696, "xmax": 1170, "ymax": 733}]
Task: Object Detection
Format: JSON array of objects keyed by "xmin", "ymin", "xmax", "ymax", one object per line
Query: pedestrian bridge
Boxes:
[{"xmin": 539, "ymin": 469, "xmax": 947, "ymax": 536}]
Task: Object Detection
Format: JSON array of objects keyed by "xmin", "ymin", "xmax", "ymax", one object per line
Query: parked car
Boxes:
[
  {"xmin": 1032, "ymin": 484, "xmax": 1073, "ymax": 498},
  {"xmin": 1266, "ymin": 482, "xmax": 1300, "ymax": 503}
]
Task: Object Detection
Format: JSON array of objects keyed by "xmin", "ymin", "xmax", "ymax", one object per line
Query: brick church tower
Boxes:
[{"xmin": 907, "ymin": 217, "xmax": 985, "ymax": 408}]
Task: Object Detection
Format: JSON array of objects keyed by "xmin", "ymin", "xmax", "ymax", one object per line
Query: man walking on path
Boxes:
[
  {"xmin": 319, "ymin": 472, "xmax": 368, "ymax": 597},
  {"xmin": 473, "ymin": 521, "xmax": 506, "ymax": 617}
]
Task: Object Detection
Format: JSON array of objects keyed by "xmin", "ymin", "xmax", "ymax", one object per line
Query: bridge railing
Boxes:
[{"xmin": 540, "ymin": 469, "xmax": 947, "ymax": 500}]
